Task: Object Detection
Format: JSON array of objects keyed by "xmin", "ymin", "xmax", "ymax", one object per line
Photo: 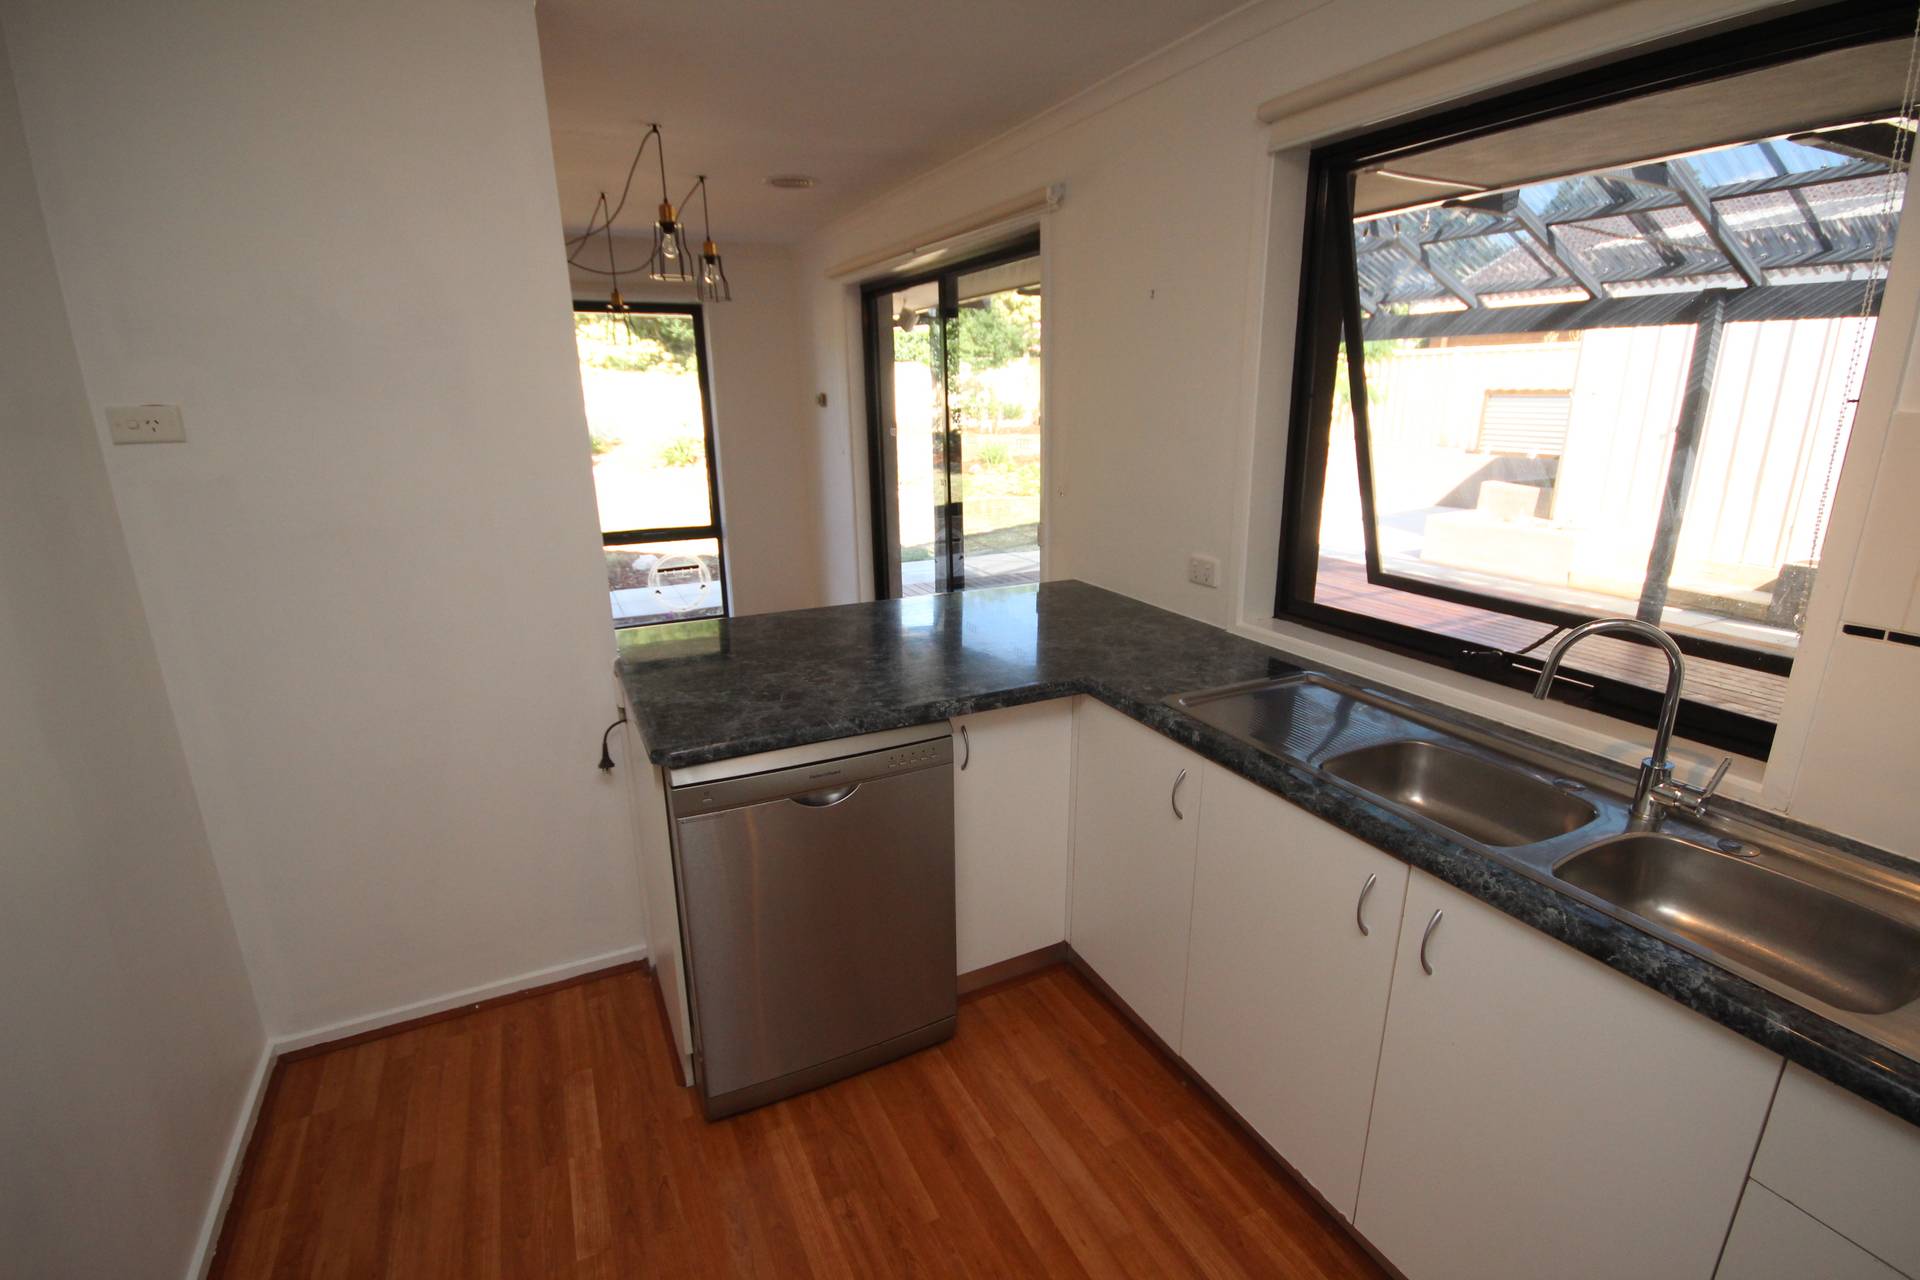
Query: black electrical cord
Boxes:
[
  {"xmin": 598, "ymin": 710, "xmax": 628, "ymax": 773},
  {"xmin": 565, "ymin": 124, "xmax": 658, "ymax": 258},
  {"xmin": 570, "ymin": 177, "xmax": 705, "ymax": 276}
]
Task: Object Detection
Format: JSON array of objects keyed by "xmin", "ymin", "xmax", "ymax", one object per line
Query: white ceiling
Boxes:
[{"xmin": 535, "ymin": 0, "xmax": 1250, "ymax": 246}]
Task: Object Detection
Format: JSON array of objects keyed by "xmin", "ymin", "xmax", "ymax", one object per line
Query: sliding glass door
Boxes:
[{"xmin": 864, "ymin": 237, "xmax": 1043, "ymax": 598}]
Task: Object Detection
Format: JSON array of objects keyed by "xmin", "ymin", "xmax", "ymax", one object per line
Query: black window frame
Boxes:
[
  {"xmin": 860, "ymin": 231, "xmax": 1044, "ymax": 600},
  {"xmin": 1276, "ymin": 0, "xmax": 1915, "ymax": 760},
  {"xmin": 572, "ymin": 299, "xmax": 729, "ymax": 625}
]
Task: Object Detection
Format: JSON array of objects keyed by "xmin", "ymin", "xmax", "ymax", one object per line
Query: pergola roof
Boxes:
[{"xmin": 1356, "ymin": 132, "xmax": 1908, "ymax": 340}]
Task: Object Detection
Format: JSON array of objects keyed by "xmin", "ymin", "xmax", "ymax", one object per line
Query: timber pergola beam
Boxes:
[
  {"xmin": 1392, "ymin": 232, "xmax": 1479, "ymax": 308},
  {"xmin": 1508, "ymin": 197, "xmax": 1608, "ymax": 300},
  {"xmin": 1354, "ymin": 146, "xmax": 1897, "ymax": 317},
  {"xmin": 1628, "ymin": 161, "xmax": 1769, "ymax": 288},
  {"xmin": 1405, "ymin": 157, "xmax": 1888, "ymax": 244}
]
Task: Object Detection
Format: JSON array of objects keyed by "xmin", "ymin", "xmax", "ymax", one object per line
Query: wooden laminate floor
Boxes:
[{"xmin": 211, "ymin": 964, "xmax": 1385, "ymax": 1278}]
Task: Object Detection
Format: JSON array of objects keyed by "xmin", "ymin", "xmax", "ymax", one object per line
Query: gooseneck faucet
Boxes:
[{"xmin": 1530, "ymin": 617, "xmax": 1729, "ymax": 827}]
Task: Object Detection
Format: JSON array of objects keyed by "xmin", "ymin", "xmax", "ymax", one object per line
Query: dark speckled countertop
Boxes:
[{"xmin": 615, "ymin": 579, "xmax": 1920, "ymax": 1128}]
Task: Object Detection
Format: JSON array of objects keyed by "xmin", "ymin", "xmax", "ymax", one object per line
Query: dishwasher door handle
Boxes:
[{"xmin": 789, "ymin": 783, "xmax": 861, "ymax": 808}]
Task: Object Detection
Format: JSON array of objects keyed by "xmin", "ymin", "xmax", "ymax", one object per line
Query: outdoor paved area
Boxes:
[
  {"xmin": 610, "ymin": 584, "xmax": 723, "ymax": 627},
  {"xmin": 1313, "ymin": 557, "xmax": 1786, "ymax": 722},
  {"xmin": 901, "ymin": 547, "xmax": 1041, "ymax": 596},
  {"xmin": 1345, "ymin": 508, "xmax": 1798, "ymax": 657}
]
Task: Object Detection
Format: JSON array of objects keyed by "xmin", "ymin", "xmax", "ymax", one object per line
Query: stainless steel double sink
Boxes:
[
  {"xmin": 1320, "ymin": 738, "xmax": 1597, "ymax": 848},
  {"xmin": 1169, "ymin": 674, "xmax": 1920, "ymax": 1054}
]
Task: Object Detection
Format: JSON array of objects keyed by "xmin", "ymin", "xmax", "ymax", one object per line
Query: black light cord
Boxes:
[
  {"xmin": 599, "ymin": 193, "xmax": 621, "ymax": 303},
  {"xmin": 598, "ymin": 709, "xmax": 628, "ymax": 773},
  {"xmin": 571, "ymin": 173, "xmax": 704, "ymax": 277},
  {"xmin": 656, "ymin": 123, "xmax": 671, "ymax": 205},
  {"xmin": 565, "ymin": 124, "xmax": 659, "ymax": 257}
]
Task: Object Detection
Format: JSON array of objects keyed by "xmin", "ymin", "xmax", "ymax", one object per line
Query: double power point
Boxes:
[
  {"xmin": 106, "ymin": 404, "xmax": 186, "ymax": 444},
  {"xmin": 1187, "ymin": 553, "xmax": 1219, "ymax": 588}
]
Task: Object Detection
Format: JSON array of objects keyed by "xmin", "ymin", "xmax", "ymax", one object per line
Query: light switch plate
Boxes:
[{"xmin": 107, "ymin": 404, "xmax": 186, "ymax": 444}]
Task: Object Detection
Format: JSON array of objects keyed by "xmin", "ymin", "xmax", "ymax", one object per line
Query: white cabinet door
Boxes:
[
  {"xmin": 1183, "ymin": 763, "xmax": 1408, "ymax": 1220},
  {"xmin": 1069, "ymin": 698, "xmax": 1202, "ymax": 1047},
  {"xmin": 952, "ymin": 700, "xmax": 1074, "ymax": 974},
  {"xmin": 1357, "ymin": 870, "xmax": 1780, "ymax": 1280},
  {"xmin": 1717, "ymin": 1182, "xmax": 1904, "ymax": 1280},
  {"xmin": 1748, "ymin": 1063, "xmax": 1920, "ymax": 1278}
]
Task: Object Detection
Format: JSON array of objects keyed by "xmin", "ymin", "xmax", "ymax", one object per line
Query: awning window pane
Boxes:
[{"xmin": 1302, "ymin": 32, "xmax": 1914, "ymax": 746}]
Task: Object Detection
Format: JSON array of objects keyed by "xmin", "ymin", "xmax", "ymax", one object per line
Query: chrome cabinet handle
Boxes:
[
  {"xmin": 1419, "ymin": 909, "xmax": 1444, "ymax": 975},
  {"xmin": 1356, "ymin": 872, "xmax": 1378, "ymax": 936},
  {"xmin": 1170, "ymin": 768, "xmax": 1188, "ymax": 820},
  {"xmin": 958, "ymin": 723, "xmax": 970, "ymax": 771}
]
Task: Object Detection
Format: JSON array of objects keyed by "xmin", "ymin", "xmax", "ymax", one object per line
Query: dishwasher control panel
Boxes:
[{"xmin": 885, "ymin": 742, "xmax": 943, "ymax": 770}]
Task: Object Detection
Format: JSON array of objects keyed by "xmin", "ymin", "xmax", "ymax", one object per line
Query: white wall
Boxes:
[
  {"xmin": 799, "ymin": 0, "xmax": 1536, "ymax": 614},
  {"xmin": 0, "ymin": 24, "xmax": 263, "ymax": 1276},
  {"xmin": 568, "ymin": 239, "xmax": 824, "ymax": 614},
  {"xmin": 795, "ymin": 0, "xmax": 1920, "ymax": 855},
  {"xmin": 2, "ymin": 0, "xmax": 647, "ymax": 1037}
]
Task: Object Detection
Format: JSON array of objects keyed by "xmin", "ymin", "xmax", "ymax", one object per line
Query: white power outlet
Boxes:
[
  {"xmin": 107, "ymin": 404, "xmax": 186, "ymax": 444},
  {"xmin": 1187, "ymin": 553, "xmax": 1219, "ymax": 588}
]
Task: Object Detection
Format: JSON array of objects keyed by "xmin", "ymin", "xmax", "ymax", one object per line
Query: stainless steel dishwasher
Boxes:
[{"xmin": 667, "ymin": 724, "xmax": 956, "ymax": 1118}]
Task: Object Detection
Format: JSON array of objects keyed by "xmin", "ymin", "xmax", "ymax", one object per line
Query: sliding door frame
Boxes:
[{"xmin": 860, "ymin": 232, "xmax": 1043, "ymax": 600}]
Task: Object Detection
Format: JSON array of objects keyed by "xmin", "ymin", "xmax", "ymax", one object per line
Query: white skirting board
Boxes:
[
  {"xmin": 190, "ymin": 941, "xmax": 648, "ymax": 1278},
  {"xmin": 189, "ymin": 1043, "xmax": 275, "ymax": 1280},
  {"xmin": 272, "ymin": 943, "xmax": 649, "ymax": 1054}
]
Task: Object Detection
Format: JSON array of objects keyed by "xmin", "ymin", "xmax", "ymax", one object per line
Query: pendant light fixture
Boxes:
[
  {"xmin": 693, "ymin": 175, "xmax": 732, "ymax": 303},
  {"xmin": 564, "ymin": 123, "xmax": 735, "ymax": 302},
  {"xmin": 647, "ymin": 125, "xmax": 692, "ymax": 283}
]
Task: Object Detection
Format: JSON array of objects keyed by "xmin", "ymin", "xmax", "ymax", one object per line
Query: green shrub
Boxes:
[
  {"xmin": 657, "ymin": 436, "xmax": 703, "ymax": 467},
  {"xmin": 973, "ymin": 441, "xmax": 1011, "ymax": 469},
  {"xmin": 574, "ymin": 313, "xmax": 698, "ymax": 374}
]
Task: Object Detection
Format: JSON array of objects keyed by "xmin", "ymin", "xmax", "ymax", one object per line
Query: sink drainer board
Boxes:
[
  {"xmin": 1173, "ymin": 673, "xmax": 1461, "ymax": 768},
  {"xmin": 1175, "ymin": 675, "xmax": 1595, "ymax": 848}
]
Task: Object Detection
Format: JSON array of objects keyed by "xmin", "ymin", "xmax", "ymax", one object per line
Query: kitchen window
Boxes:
[
  {"xmin": 1277, "ymin": 4, "xmax": 1915, "ymax": 758},
  {"xmin": 573, "ymin": 302, "xmax": 728, "ymax": 627}
]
